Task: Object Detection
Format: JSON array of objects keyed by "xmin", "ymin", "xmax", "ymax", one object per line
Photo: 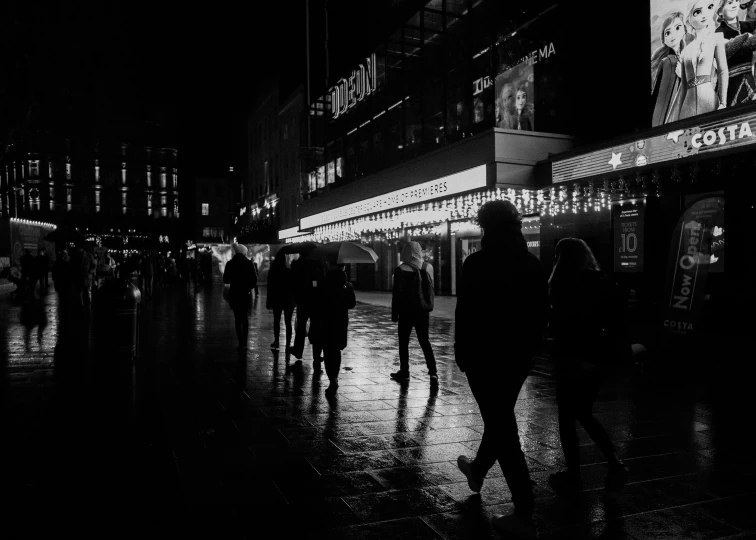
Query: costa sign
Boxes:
[
  {"xmin": 552, "ymin": 109, "xmax": 756, "ymax": 184},
  {"xmin": 330, "ymin": 54, "xmax": 377, "ymax": 119}
]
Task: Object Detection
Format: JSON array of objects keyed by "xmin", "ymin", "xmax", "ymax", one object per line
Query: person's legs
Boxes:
[
  {"xmin": 292, "ymin": 306, "xmax": 308, "ymax": 358},
  {"xmin": 414, "ymin": 311, "xmax": 437, "ymax": 375},
  {"xmin": 468, "ymin": 365, "xmax": 534, "ymax": 517},
  {"xmin": 556, "ymin": 381, "xmax": 581, "ymax": 472},
  {"xmin": 397, "ymin": 314, "xmax": 412, "ymax": 374},
  {"xmin": 284, "ymin": 306, "xmax": 294, "ymax": 348},
  {"xmin": 574, "ymin": 369, "xmax": 622, "ymax": 467},
  {"xmin": 324, "ymin": 348, "xmax": 341, "ymax": 394},
  {"xmin": 273, "ymin": 308, "xmax": 282, "ymax": 347}
]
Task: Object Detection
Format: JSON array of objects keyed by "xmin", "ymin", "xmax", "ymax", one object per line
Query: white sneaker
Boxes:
[
  {"xmin": 492, "ymin": 513, "xmax": 537, "ymax": 539},
  {"xmin": 457, "ymin": 455, "xmax": 483, "ymax": 493}
]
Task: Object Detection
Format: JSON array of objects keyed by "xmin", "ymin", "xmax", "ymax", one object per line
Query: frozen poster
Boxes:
[
  {"xmin": 494, "ymin": 61, "xmax": 534, "ymax": 131},
  {"xmin": 650, "ymin": 0, "xmax": 756, "ymax": 128}
]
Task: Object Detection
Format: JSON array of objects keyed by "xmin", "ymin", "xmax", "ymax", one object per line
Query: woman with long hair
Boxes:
[
  {"xmin": 716, "ymin": 0, "xmax": 756, "ymax": 106},
  {"xmin": 547, "ymin": 238, "xmax": 629, "ymax": 498},
  {"xmin": 679, "ymin": 0, "xmax": 729, "ymax": 119},
  {"xmin": 651, "ymin": 11, "xmax": 690, "ymax": 126}
]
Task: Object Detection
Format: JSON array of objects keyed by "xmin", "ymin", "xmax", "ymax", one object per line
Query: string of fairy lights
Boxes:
[{"xmin": 290, "ymin": 180, "xmax": 657, "ymax": 244}]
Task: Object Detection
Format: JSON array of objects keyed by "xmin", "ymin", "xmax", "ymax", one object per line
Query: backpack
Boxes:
[{"xmin": 410, "ymin": 262, "xmax": 434, "ymax": 312}]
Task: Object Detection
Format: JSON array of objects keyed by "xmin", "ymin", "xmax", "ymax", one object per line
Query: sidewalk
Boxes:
[{"xmin": 355, "ymin": 289, "xmax": 456, "ymax": 320}]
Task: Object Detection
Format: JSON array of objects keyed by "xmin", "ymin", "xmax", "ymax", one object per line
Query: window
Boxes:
[
  {"xmin": 202, "ymin": 203, "xmax": 209, "ymax": 215},
  {"xmin": 146, "ymin": 166, "xmax": 152, "ymax": 187},
  {"xmin": 121, "ymin": 164, "xmax": 127, "ymax": 185},
  {"xmin": 173, "ymin": 169, "xmax": 177, "ymax": 189},
  {"xmin": 94, "ymin": 162, "xmax": 100, "ymax": 183},
  {"xmin": 29, "ymin": 160, "xmax": 40, "ymax": 177},
  {"xmin": 161, "ymin": 207, "xmax": 167, "ymax": 217},
  {"xmin": 65, "ymin": 162, "xmax": 71, "ymax": 180},
  {"xmin": 160, "ymin": 168, "xmax": 166, "ymax": 188}
]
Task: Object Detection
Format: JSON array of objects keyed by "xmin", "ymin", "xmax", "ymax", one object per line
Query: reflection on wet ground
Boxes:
[{"xmin": 1, "ymin": 281, "xmax": 753, "ymax": 539}]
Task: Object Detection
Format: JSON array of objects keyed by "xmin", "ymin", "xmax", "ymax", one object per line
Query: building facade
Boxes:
[
  {"xmin": 195, "ymin": 174, "xmax": 232, "ymax": 245},
  {"xmin": 0, "ymin": 131, "xmax": 180, "ymax": 255}
]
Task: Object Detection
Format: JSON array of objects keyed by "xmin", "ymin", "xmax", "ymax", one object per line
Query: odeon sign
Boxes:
[{"xmin": 330, "ymin": 54, "xmax": 377, "ymax": 119}]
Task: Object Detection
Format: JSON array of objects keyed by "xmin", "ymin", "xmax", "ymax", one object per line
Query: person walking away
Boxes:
[
  {"xmin": 290, "ymin": 256, "xmax": 326, "ymax": 366},
  {"xmin": 223, "ymin": 243, "xmax": 255, "ymax": 351},
  {"xmin": 390, "ymin": 241, "xmax": 438, "ymax": 385},
  {"xmin": 308, "ymin": 264, "xmax": 356, "ymax": 396},
  {"xmin": 140, "ymin": 252, "xmax": 154, "ymax": 298},
  {"xmin": 20, "ymin": 249, "xmax": 36, "ymax": 296},
  {"xmin": 267, "ymin": 251, "xmax": 295, "ymax": 351},
  {"xmin": 36, "ymin": 247, "xmax": 50, "ymax": 291},
  {"xmin": 52, "ymin": 250, "xmax": 72, "ymax": 316},
  {"xmin": 547, "ymin": 238, "xmax": 630, "ymax": 498},
  {"xmin": 454, "ymin": 200, "xmax": 549, "ymax": 539}
]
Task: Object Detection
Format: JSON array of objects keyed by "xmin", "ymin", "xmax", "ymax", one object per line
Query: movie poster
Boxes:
[
  {"xmin": 650, "ymin": 0, "xmax": 756, "ymax": 128},
  {"xmin": 494, "ymin": 62, "xmax": 535, "ymax": 131}
]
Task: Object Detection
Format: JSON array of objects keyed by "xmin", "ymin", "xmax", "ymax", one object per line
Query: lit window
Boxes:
[
  {"xmin": 48, "ymin": 162, "xmax": 53, "ymax": 178},
  {"xmin": 94, "ymin": 163, "xmax": 100, "ymax": 183},
  {"xmin": 121, "ymin": 164, "xmax": 127, "ymax": 185},
  {"xmin": 146, "ymin": 166, "xmax": 152, "ymax": 187},
  {"xmin": 95, "ymin": 191, "xmax": 100, "ymax": 205},
  {"xmin": 29, "ymin": 160, "xmax": 40, "ymax": 177},
  {"xmin": 173, "ymin": 169, "xmax": 177, "ymax": 189},
  {"xmin": 122, "ymin": 193, "xmax": 127, "ymax": 206},
  {"xmin": 160, "ymin": 168, "xmax": 166, "ymax": 188},
  {"xmin": 66, "ymin": 163, "xmax": 71, "ymax": 180},
  {"xmin": 202, "ymin": 203, "xmax": 209, "ymax": 215},
  {"xmin": 122, "ymin": 206, "xmax": 127, "ymax": 215},
  {"xmin": 161, "ymin": 207, "xmax": 167, "ymax": 217},
  {"xmin": 161, "ymin": 195, "xmax": 167, "ymax": 206},
  {"xmin": 66, "ymin": 188, "xmax": 72, "ymax": 203}
]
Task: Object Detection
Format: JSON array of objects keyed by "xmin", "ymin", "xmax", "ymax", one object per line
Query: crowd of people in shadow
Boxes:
[{"xmin": 219, "ymin": 199, "xmax": 631, "ymax": 539}]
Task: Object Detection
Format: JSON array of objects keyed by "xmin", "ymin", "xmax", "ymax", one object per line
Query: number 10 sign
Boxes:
[{"xmin": 613, "ymin": 200, "xmax": 645, "ymax": 272}]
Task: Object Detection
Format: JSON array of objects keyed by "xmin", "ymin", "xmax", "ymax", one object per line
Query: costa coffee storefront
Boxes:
[{"xmin": 545, "ymin": 107, "xmax": 756, "ymax": 358}]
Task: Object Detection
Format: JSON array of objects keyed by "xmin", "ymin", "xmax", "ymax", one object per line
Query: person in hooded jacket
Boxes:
[
  {"xmin": 223, "ymin": 243, "xmax": 255, "ymax": 351},
  {"xmin": 267, "ymin": 250, "xmax": 296, "ymax": 350},
  {"xmin": 308, "ymin": 264, "xmax": 356, "ymax": 396},
  {"xmin": 546, "ymin": 238, "xmax": 630, "ymax": 498},
  {"xmin": 390, "ymin": 241, "xmax": 438, "ymax": 384},
  {"xmin": 454, "ymin": 200, "xmax": 548, "ymax": 540}
]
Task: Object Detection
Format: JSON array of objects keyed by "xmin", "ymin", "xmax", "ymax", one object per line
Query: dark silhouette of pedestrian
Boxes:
[
  {"xmin": 70, "ymin": 245, "xmax": 95, "ymax": 318},
  {"xmin": 140, "ymin": 252, "xmax": 154, "ymax": 298},
  {"xmin": 20, "ymin": 249, "xmax": 35, "ymax": 296},
  {"xmin": 547, "ymin": 237, "xmax": 629, "ymax": 498},
  {"xmin": 390, "ymin": 241, "xmax": 438, "ymax": 384},
  {"xmin": 267, "ymin": 251, "xmax": 295, "ymax": 351},
  {"xmin": 309, "ymin": 264, "xmax": 356, "ymax": 396},
  {"xmin": 454, "ymin": 200, "xmax": 548, "ymax": 540},
  {"xmin": 36, "ymin": 247, "xmax": 49, "ymax": 291},
  {"xmin": 223, "ymin": 243, "xmax": 255, "ymax": 351},
  {"xmin": 290, "ymin": 255, "xmax": 326, "ymax": 366}
]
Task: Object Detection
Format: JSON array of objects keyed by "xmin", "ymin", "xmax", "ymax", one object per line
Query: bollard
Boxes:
[{"xmin": 94, "ymin": 277, "xmax": 142, "ymax": 425}]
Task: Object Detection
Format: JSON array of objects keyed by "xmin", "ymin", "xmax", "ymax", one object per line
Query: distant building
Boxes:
[{"xmin": 195, "ymin": 175, "xmax": 232, "ymax": 245}]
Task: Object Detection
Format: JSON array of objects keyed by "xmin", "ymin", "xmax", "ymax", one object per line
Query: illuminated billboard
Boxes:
[
  {"xmin": 650, "ymin": 0, "xmax": 756, "ymax": 128},
  {"xmin": 553, "ymin": 108, "xmax": 756, "ymax": 183},
  {"xmin": 495, "ymin": 61, "xmax": 535, "ymax": 131}
]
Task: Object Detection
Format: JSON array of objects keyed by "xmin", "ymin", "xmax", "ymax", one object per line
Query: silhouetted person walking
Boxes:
[
  {"xmin": 309, "ymin": 264, "xmax": 356, "ymax": 396},
  {"xmin": 547, "ymin": 238, "xmax": 629, "ymax": 498},
  {"xmin": 390, "ymin": 241, "xmax": 438, "ymax": 385},
  {"xmin": 455, "ymin": 200, "xmax": 548, "ymax": 540},
  {"xmin": 290, "ymin": 255, "xmax": 326, "ymax": 367},
  {"xmin": 267, "ymin": 251, "xmax": 295, "ymax": 351},
  {"xmin": 36, "ymin": 247, "xmax": 49, "ymax": 291},
  {"xmin": 223, "ymin": 243, "xmax": 255, "ymax": 351}
]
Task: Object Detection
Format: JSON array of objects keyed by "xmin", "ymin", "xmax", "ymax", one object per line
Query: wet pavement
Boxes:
[{"xmin": 1, "ymin": 279, "xmax": 754, "ymax": 540}]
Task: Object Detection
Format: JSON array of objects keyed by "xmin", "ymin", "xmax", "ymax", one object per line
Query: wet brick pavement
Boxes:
[{"xmin": 1, "ymin": 279, "xmax": 754, "ymax": 539}]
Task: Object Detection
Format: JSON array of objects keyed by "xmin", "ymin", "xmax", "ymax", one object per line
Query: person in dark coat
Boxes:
[
  {"xmin": 223, "ymin": 243, "xmax": 255, "ymax": 351},
  {"xmin": 546, "ymin": 238, "xmax": 629, "ymax": 498},
  {"xmin": 308, "ymin": 264, "xmax": 356, "ymax": 396},
  {"xmin": 290, "ymin": 255, "xmax": 326, "ymax": 366},
  {"xmin": 267, "ymin": 251, "xmax": 296, "ymax": 350},
  {"xmin": 20, "ymin": 249, "xmax": 35, "ymax": 294},
  {"xmin": 454, "ymin": 200, "xmax": 548, "ymax": 540},
  {"xmin": 36, "ymin": 247, "xmax": 50, "ymax": 290}
]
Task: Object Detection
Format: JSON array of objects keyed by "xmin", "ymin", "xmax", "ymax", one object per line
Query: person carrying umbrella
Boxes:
[{"xmin": 308, "ymin": 263, "xmax": 356, "ymax": 396}]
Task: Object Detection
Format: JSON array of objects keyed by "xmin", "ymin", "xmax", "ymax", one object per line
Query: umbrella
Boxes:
[
  {"xmin": 44, "ymin": 226, "xmax": 85, "ymax": 246},
  {"xmin": 316, "ymin": 242, "xmax": 379, "ymax": 264}
]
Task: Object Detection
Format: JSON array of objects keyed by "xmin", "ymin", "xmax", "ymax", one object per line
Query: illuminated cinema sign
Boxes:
[
  {"xmin": 330, "ymin": 54, "xmax": 377, "ymax": 119},
  {"xmin": 300, "ymin": 165, "xmax": 487, "ymax": 229},
  {"xmin": 552, "ymin": 110, "xmax": 756, "ymax": 184}
]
